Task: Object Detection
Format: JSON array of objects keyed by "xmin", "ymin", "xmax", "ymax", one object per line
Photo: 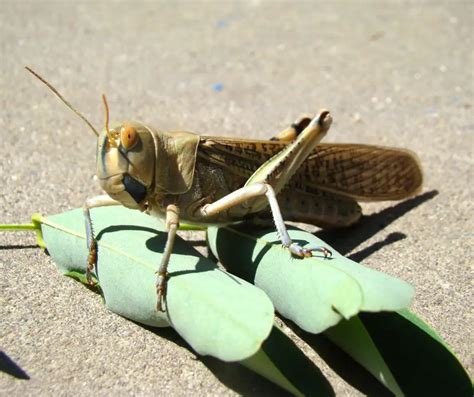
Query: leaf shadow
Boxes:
[
  {"xmin": 0, "ymin": 244, "xmax": 38, "ymax": 250},
  {"xmin": 0, "ymin": 351, "xmax": 30, "ymax": 380},
  {"xmin": 96, "ymin": 225, "xmax": 241, "ymax": 285},
  {"xmin": 284, "ymin": 320, "xmax": 394, "ymax": 397},
  {"xmin": 200, "ymin": 356, "xmax": 292, "ymax": 397},
  {"xmin": 213, "ymin": 225, "xmax": 271, "ymax": 283},
  {"xmin": 144, "ymin": 234, "xmax": 244, "ymax": 285},
  {"xmin": 358, "ymin": 311, "xmax": 472, "ymax": 396},
  {"xmin": 316, "ymin": 190, "xmax": 438, "ymax": 258},
  {"xmin": 137, "ymin": 324, "xmax": 294, "ymax": 396},
  {"xmin": 138, "ymin": 324, "xmax": 335, "ymax": 396}
]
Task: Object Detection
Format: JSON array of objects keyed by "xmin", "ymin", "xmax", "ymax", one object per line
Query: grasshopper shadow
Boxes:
[
  {"xmin": 97, "ymin": 224, "xmax": 237, "ymax": 280},
  {"xmin": 145, "ymin": 233, "xmax": 243, "ymax": 283},
  {"xmin": 96, "ymin": 225, "xmax": 159, "ymax": 241},
  {"xmin": 212, "ymin": 225, "xmax": 273, "ymax": 283},
  {"xmin": 213, "ymin": 223, "xmax": 335, "ymax": 284},
  {"xmin": 316, "ymin": 190, "xmax": 438, "ymax": 259}
]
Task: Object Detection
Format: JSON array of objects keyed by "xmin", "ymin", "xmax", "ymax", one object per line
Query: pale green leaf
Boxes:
[
  {"xmin": 39, "ymin": 206, "xmax": 338, "ymax": 395},
  {"xmin": 207, "ymin": 224, "xmax": 413, "ymax": 333},
  {"xmin": 41, "ymin": 207, "xmax": 274, "ymax": 362}
]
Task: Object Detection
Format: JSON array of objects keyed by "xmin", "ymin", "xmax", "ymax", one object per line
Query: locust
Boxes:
[{"xmin": 26, "ymin": 67, "xmax": 423, "ymax": 312}]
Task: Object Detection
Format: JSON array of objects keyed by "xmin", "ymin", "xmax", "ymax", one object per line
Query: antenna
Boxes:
[
  {"xmin": 102, "ymin": 94, "xmax": 117, "ymax": 146},
  {"xmin": 102, "ymin": 94, "xmax": 110, "ymax": 135},
  {"xmin": 25, "ymin": 66, "xmax": 99, "ymax": 137}
]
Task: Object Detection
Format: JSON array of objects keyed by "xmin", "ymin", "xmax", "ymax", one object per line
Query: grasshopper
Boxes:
[{"xmin": 26, "ymin": 67, "xmax": 423, "ymax": 312}]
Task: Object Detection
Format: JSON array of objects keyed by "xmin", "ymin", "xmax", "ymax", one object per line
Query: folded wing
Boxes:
[{"xmin": 198, "ymin": 138, "xmax": 423, "ymax": 202}]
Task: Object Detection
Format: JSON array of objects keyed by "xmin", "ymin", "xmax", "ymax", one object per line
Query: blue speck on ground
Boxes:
[
  {"xmin": 216, "ymin": 19, "xmax": 227, "ymax": 28},
  {"xmin": 212, "ymin": 83, "xmax": 224, "ymax": 92}
]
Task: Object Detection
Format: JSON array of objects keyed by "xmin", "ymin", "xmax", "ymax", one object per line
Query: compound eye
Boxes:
[{"xmin": 120, "ymin": 123, "xmax": 138, "ymax": 150}]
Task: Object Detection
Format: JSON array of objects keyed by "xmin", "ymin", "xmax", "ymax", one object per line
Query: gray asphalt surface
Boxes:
[{"xmin": 1, "ymin": 1, "xmax": 472, "ymax": 395}]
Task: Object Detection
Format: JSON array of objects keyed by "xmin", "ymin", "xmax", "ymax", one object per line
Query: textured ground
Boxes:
[{"xmin": 1, "ymin": 1, "xmax": 472, "ymax": 395}]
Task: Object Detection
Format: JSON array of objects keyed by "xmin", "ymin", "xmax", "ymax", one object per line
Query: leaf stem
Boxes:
[
  {"xmin": 0, "ymin": 223, "xmax": 37, "ymax": 231},
  {"xmin": 0, "ymin": 213, "xmax": 46, "ymax": 249},
  {"xmin": 179, "ymin": 223, "xmax": 207, "ymax": 231}
]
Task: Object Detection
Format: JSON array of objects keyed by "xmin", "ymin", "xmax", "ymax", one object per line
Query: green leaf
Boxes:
[
  {"xmin": 207, "ymin": 224, "xmax": 413, "ymax": 334},
  {"xmin": 39, "ymin": 206, "xmax": 340, "ymax": 395},
  {"xmin": 40, "ymin": 206, "xmax": 274, "ymax": 362}
]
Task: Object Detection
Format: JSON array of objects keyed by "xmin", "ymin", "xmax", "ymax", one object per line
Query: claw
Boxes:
[
  {"xmin": 288, "ymin": 243, "xmax": 332, "ymax": 259},
  {"xmin": 86, "ymin": 240, "xmax": 98, "ymax": 285},
  {"xmin": 156, "ymin": 272, "xmax": 168, "ymax": 312},
  {"xmin": 156, "ymin": 291, "xmax": 166, "ymax": 312},
  {"xmin": 308, "ymin": 246, "xmax": 332, "ymax": 258}
]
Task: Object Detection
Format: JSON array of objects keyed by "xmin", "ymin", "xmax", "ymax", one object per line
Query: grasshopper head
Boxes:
[
  {"xmin": 96, "ymin": 121, "xmax": 155, "ymax": 210},
  {"xmin": 24, "ymin": 69, "xmax": 156, "ymax": 210}
]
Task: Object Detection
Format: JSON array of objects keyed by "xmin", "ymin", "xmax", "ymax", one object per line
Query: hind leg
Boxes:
[
  {"xmin": 270, "ymin": 114, "xmax": 312, "ymax": 142},
  {"xmin": 199, "ymin": 111, "xmax": 334, "ymax": 258}
]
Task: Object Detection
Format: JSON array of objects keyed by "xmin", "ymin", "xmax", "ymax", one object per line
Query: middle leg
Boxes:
[{"xmin": 201, "ymin": 182, "xmax": 331, "ymax": 258}]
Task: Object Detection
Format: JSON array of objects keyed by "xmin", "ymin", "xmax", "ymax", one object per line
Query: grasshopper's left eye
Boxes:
[{"xmin": 120, "ymin": 123, "xmax": 139, "ymax": 150}]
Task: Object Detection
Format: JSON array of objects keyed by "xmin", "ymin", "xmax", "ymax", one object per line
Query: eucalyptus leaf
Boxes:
[
  {"xmin": 40, "ymin": 207, "xmax": 274, "ymax": 362},
  {"xmin": 207, "ymin": 224, "xmax": 414, "ymax": 334}
]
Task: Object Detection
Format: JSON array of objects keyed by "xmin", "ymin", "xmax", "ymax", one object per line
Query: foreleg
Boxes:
[
  {"xmin": 156, "ymin": 204, "xmax": 180, "ymax": 312},
  {"xmin": 83, "ymin": 195, "xmax": 121, "ymax": 284}
]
